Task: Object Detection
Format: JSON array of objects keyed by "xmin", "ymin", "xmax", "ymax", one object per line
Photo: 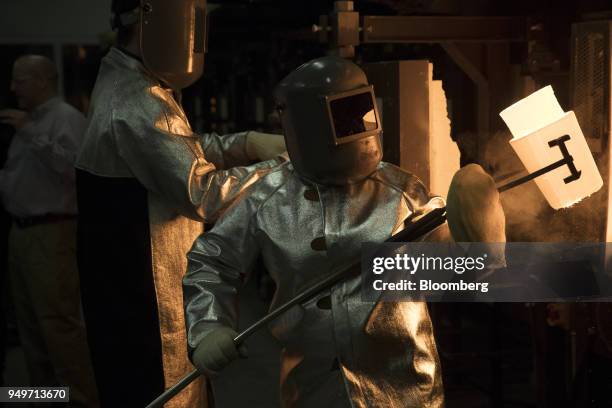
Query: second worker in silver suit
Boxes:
[
  {"xmin": 75, "ymin": 1, "xmax": 285, "ymax": 406},
  {"xmin": 183, "ymin": 57, "xmax": 506, "ymax": 407}
]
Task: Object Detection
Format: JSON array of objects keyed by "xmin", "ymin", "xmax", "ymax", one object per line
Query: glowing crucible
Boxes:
[{"xmin": 500, "ymin": 85, "xmax": 603, "ymax": 209}]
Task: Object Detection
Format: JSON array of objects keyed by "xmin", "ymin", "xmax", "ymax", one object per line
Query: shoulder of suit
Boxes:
[
  {"xmin": 241, "ymin": 161, "xmax": 295, "ymax": 209},
  {"xmin": 371, "ymin": 162, "xmax": 447, "ymax": 214},
  {"xmin": 368, "ymin": 161, "xmax": 429, "ymax": 198},
  {"xmin": 96, "ymin": 55, "xmax": 175, "ymax": 123}
]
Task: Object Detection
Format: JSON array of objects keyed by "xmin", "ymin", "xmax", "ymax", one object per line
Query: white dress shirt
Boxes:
[{"xmin": 0, "ymin": 97, "xmax": 86, "ymax": 217}]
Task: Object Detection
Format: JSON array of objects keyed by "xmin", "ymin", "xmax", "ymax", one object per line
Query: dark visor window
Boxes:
[{"xmin": 329, "ymin": 91, "xmax": 378, "ymax": 138}]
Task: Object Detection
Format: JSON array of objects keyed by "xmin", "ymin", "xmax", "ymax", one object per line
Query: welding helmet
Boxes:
[
  {"xmin": 274, "ymin": 57, "xmax": 382, "ymax": 186},
  {"xmin": 111, "ymin": 0, "xmax": 207, "ymax": 90}
]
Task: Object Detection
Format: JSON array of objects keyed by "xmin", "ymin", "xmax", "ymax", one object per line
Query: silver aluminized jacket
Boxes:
[
  {"xmin": 76, "ymin": 47, "xmax": 276, "ymax": 407},
  {"xmin": 77, "ymin": 47, "xmax": 271, "ymax": 221},
  {"xmin": 184, "ymin": 161, "xmax": 445, "ymax": 408}
]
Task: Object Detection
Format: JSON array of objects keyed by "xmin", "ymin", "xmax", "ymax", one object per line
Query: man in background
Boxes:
[{"xmin": 0, "ymin": 55, "xmax": 98, "ymax": 407}]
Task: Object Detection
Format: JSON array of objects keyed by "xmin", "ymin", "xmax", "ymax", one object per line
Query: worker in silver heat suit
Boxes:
[
  {"xmin": 75, "ymin": 1, "xmax": 285, "ymax": 407},
  {"xmin": 183, "ymin": 57, "xmax": 506, "ymax": 407}
]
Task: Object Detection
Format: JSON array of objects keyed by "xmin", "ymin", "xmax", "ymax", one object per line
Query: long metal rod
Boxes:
[
  {"xmin": 145, "ymin": 370, "xmax": 200, "ymax": 408},
  {"xmin": 497, "ymin": 157, "xmax": 570, "ymax": 193},
  {"xmin": 235, "ymin": 262, "xmax": 360, "ymax": 344},
  {"xmin": 147, "ymin": 157, "xmax": 575, "ymax": 407},
  {"xmin": 145, "ymin": 206, "xmax": 447, "ymax": 408}
]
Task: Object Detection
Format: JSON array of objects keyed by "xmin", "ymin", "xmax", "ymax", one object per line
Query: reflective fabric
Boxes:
[
  {"xmin": 184, "ymin": 161, "xmax": 445, "ymax": 407},
  {"xmin": 77, "ymin": 47, "xmax": 273, "ymax": 222},
  {"xmin": 76, "ymin": 47, "xmax": 280, "ymax": 408}
]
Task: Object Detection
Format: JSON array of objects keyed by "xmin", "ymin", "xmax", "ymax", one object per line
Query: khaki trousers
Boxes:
[{"xmin": 8, "ymin": 220, "xmax": 99, "ymax": 407}]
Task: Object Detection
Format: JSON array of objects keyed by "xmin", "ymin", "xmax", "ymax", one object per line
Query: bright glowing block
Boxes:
[
  {"xmin": 429, "ymin": 76, "xmax": 459, "ymax": 198},
  {"xmin": 500, "ymin": 86, "xmax": 565, "ymax": 139},
  {"xmin": 500, "ymin": 86, "xmax": 603, "ymax": 209}
]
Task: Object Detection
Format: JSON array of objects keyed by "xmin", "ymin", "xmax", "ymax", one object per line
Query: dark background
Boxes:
[{"xmin": 2, "ymin": 1, "xmax": 612, "ymax": 407}]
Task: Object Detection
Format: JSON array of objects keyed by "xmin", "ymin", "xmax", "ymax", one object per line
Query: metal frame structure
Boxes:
[{"xmin": 314, "ymin": 0, "xmax": 528, "ymax": 162}]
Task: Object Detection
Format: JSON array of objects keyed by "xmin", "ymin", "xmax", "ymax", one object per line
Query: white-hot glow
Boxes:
[
  {"xmin": 429, "ymin": 72, "xmax": 459, "ymax": 198},
  {"xmin": 499, "ymin": 86, "xmax": 603, "ymax": 209},
  {"xmin": 362, "ymin": 109, "xmax": 376, "ymax": 127},
  {"xmin": 500, "ymin": 86, "xmax": 564, "ymax": 140}
]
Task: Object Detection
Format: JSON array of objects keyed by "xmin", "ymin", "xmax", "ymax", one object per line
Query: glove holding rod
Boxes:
[
  {"xmin": 145, "ymin": 138, "xmax": 582, "ymax": 408},
  {"xmin": 145, "ymin": 202, "xmax": 452, "ymax": 408},
  {"xmin": 147, "ymin": 86, "xmax": 601, "ymax": 408},
  {"xmin": 411, "ymin": 133, "xmax": 582, "ymax": 240},
  {"xmin": 497, "ymin": 135, "xmax": 580, "ymax": 193}
]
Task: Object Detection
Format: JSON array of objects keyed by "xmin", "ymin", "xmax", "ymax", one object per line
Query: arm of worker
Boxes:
[
  {"xmin": 111, "ymin": 92, "xmax": 282, "ymax": 222},
  {"xmin": 183, "ymin": 192, "xmax": 260, "ymax": 375},
  {"xmin": 394, "ymin": 166, "xmax": 505, "ymax": 282},
  {"xmin": 200, "ymin": 130, "xmax": 286, "ymax": 169},
  {"xmin": 445, "ymin": 163, "xmax": 506, "ymax": 270},
  {"xmin": 397, "ymin": 164, "xmax": 506, "ymax": 244},
  {"xmin": 446, "ymin": 163, "xmax": 506, "ymax": 243}
]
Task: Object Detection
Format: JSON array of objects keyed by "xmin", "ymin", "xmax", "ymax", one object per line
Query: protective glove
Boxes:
[
  {"xmin": 246, "ymin": 131, "xmax": 286, "ymax": 161},
  {"xmin": 446, "ymin": 164, "xmax": 506, "ymax": 243},
  {"xmin": 192, "ymin": 327, "xmax": 248, "ymax": 376}
]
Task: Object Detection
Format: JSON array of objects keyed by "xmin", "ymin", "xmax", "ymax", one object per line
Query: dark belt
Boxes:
[{"xmin": 13, "ymin": 214, "xmax": 77, "ymax": 229}]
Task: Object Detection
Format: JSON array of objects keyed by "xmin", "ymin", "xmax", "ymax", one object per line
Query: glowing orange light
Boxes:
[{"xmin": 500, "ymin": 86, "xmax": 603, "ymax": 209}]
